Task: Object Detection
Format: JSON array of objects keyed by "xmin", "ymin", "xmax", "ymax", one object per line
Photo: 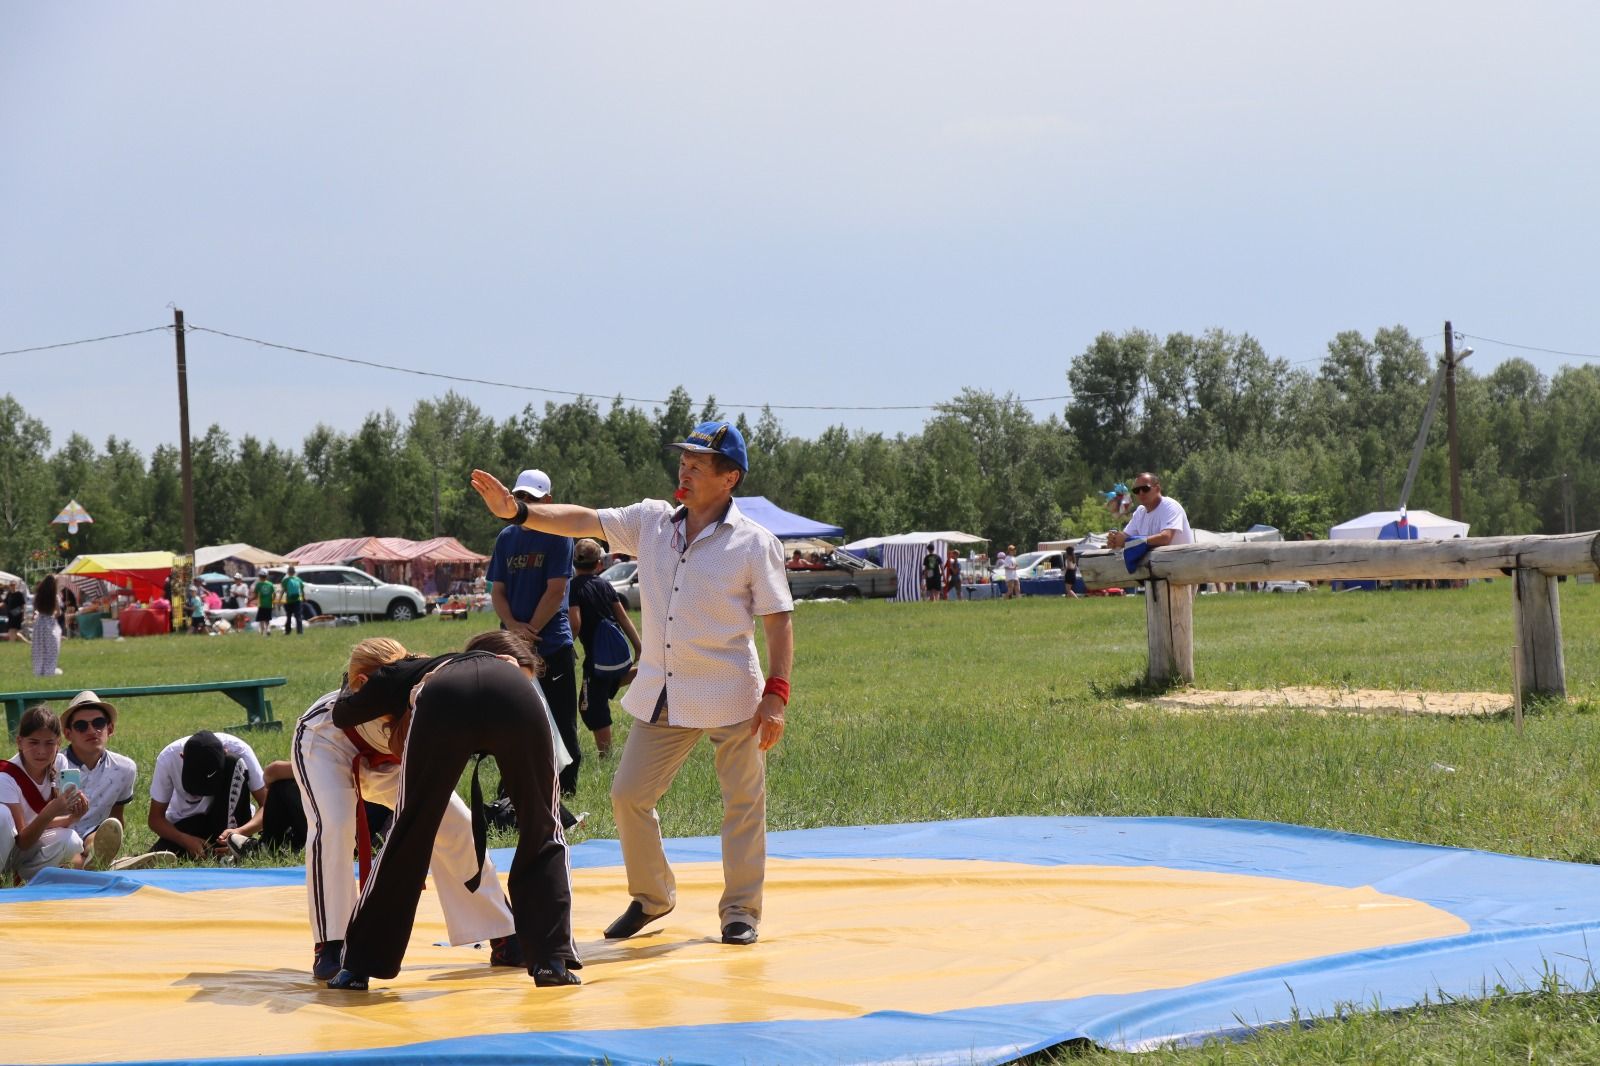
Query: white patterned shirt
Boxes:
[
  {"xmin": 598, "ymin": 497, "xmax": 793, "ymax": 729},
  {"xmin": 64, "ymin": 747, "xmax": 137, "ymax": 836}
]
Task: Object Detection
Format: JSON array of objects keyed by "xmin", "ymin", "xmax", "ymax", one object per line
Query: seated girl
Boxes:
[{"xmin": 0, "ymin": 706, "xmax": 90, "ymax": 884}]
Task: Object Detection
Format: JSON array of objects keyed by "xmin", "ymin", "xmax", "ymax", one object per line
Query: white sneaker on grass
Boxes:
[
  {"xmin": 109, "ymin": 852, "xmax": 177, "ymax": 871},
  {"xmin": 89, "ymin": 818, "xmax": 123, "ymax": 869}
]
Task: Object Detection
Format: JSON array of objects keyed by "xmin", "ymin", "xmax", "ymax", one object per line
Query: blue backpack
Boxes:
[{"xmin": 591, "ymin": 615, "xmax": 634, "ymax": 677}]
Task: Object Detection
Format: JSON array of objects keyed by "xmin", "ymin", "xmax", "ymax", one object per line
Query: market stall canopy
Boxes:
[
  {"xmin": 289, "ymin": 536, "xmax": 489, "ymax": 566},
  {"xmin": 0, "ymin": 569, "xmax": 21, "ymax": 586},
  {"xmin": 734, "ymin": 496, "xmax": 845, "ymax": 539},
  {"xmin": 1330, "ymin": 510, "xmax": 1469, "ymax": 540},
  {"xmin": 195, "ymin": 543, "xmax": 298, "ymax": 572},
  {"xmin": 64, "ymin": 550, "xmax": 175, "ymax": 599},
  {"xmin": 842, "ymin": 531, "xmax": 988, "ymax": 551}
]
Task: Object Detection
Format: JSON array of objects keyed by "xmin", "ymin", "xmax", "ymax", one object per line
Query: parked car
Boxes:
[
  {"xmin": 1264, "ymin": 580, "xmax": 1312, "ymax": 593},
  {"xmin": 265, "ymin": 565, "xmax": 429, "ymax": 621},
  {"xmin": 785, "ymin": 549, "xmax": 896, "ymax": 600},
  {"xmin": 602, "ymin": 561, "xmax": 640, "ymax": 611}
]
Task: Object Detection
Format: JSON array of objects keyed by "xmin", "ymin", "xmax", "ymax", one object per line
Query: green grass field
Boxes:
[{"xmin": 4, "ymin": 580, "xmax": 1599, "ymax": 1063}]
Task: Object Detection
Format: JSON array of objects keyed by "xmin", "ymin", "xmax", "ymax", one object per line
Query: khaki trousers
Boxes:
[{"xmin": 610, "ymin": 712, "xmax": 766, "ymax": 927}]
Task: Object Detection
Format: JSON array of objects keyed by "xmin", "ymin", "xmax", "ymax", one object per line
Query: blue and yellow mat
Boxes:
[{"xmin": 7, "ymin": 817, "xmax": 1600, "ymax": 1065}]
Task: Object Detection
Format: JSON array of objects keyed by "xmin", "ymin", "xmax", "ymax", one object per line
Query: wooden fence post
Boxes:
[
  {"xmin": 1145, "ymin": 579, "xmax": 1195, "ymax": 688},
  {"xmin": 1512, "ymin": 569, "xmax": 1565, "ymax": 699}
]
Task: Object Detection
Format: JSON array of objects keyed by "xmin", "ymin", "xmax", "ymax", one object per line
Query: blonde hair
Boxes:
[{"xmin": 346, "ymin": 637, "xmax": 408, "ymax": 685}]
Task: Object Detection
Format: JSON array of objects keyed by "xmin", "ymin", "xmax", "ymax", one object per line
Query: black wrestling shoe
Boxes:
[
  {"xmin": 721, "ymin": 921, "xmax": 758, "ymax": 946},
  {"xmin": 313, "ymin": 940, "xmax": 345, "ymax": 981},
  {"xmin": 532, "ymin": 958, "xmax": 581, "ymax": 987},
  {"xmin": 488, "ymin": 934, "xmax": 525, "ymax": 968},
  {"xmin": 603, "ymin": 901, "xmax": 674, "ymax": 940},
  {"xmin": 325, "ymin": 969, "xmax": 369, "ymax": 991}
]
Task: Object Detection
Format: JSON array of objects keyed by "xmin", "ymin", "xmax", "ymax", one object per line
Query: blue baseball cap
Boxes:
[{"xmin": 670, "ymin": 420, "xmax": 748, "ymax": 472}]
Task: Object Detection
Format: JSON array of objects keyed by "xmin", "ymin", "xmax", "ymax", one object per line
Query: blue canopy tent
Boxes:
[{"xmin": 735, "ymin": 496, "xmax": 845, "ymax": 539}]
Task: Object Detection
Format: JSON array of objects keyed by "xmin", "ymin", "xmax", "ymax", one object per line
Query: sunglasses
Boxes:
[
  {"xmin": 1132, "ymin": 485, "xmax": 1154, "ymax": 495},
  {"xmin": 70, "ymin": 716, "xmax": 109, "ymax": 733}
]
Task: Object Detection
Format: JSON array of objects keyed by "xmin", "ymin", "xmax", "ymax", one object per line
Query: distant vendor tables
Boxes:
[{"xmin": 117, "ymin": 605, "xmax": 171, "ymax": 637}]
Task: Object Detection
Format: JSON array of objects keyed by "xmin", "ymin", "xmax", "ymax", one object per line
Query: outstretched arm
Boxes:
[{"xmin": 470, "ymin": 470, "xmax": 605, "ymax": 539}]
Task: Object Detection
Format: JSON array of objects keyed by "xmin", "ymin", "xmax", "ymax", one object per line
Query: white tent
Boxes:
[
  {"xmin": 841, "ymin": 531, "xmax": 988, "ymax": 602},
  {"xmin": 1330, "ymin": 510, "xmax": 1469, "ymax": 540},
  {"xmin": 841, "ymin": 530, "xmax": 987, "ymax": 551},
  {"xmin": 195, "ymin": 543, "xmax": 298, "ymax": 573}
]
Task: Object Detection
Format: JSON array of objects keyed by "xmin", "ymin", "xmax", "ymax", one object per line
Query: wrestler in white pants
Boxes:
[
  {"xmin": 291, "ymin": 692, "xmax": 514, "ymax": 947},
  {"xmin": 0, "ymin": 806, "xmax": 82, "ymax": 884}
]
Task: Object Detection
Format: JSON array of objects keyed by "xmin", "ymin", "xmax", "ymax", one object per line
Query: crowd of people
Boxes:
[
  {"xmin": 4, "ymin": 420, "xmax": 798, "ymax": 994},
  {"xmin": 5, "ymin": 446, "xmax": 1204, "ymax": 1001}
]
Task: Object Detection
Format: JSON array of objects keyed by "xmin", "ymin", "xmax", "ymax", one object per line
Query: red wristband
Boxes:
[{"xmin": 762, "ymin": 677, "xmax": 790, "ymax": 706}]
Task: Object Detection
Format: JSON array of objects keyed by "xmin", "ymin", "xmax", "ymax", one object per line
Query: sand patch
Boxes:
[{"xmin": 1131, "ymin": 686, "xmax": 1511, "ymax": 717}]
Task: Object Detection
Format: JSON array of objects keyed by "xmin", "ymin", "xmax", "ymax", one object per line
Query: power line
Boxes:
[
  {"xmin": 186, "ymin": 323, "xmax": 1084, "ymax": 412},
  {"xmin": 1460, "ymin": 332, "xmax": 1600, "ymax": 362},
  {"xmin": 0, "ymin": 325, "xmax": 170, "ymax": 358}
]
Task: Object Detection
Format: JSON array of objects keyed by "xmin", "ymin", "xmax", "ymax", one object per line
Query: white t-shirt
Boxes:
[
  {"xmin": 0, "ymin": 753, "xmax": 67, "ymax": 822},
  {"xmin": 1002, "ymin": 553, "xmax": 1019, "ymax": 578},
  {"xmin": 149, "ymin": 733, "xmax": 265, "ymax": 822},
  {"xmin": 64, "ymin": 747, "xmax": 137, "ymax": 836},
  {"xmin": 1123, "ymin": 496, "xmax": 1194, "ymax": 546},
  {"xmin": 230, "ymin": 581, "xmax": 251, "ymax": 603}
]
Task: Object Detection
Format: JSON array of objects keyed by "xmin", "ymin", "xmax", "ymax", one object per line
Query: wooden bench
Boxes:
[{"xmin": 1, "ymin": 678, "xmax": 288, "ymax": 736}]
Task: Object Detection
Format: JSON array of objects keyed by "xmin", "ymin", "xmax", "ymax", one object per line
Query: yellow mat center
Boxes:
[{"xmin": 1, "ymin": 858, "xmax": 1466, "ymax": 1063}]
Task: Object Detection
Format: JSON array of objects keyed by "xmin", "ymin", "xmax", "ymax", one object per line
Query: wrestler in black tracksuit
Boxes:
[{"xmin": 330, "ymin": 649, "xmax": 579, "ymax": 982}]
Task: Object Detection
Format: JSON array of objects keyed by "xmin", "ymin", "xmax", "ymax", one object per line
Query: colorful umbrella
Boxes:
[{"xmin": 52, "ymin": 499, "xmax": 94, "ymax": 535}]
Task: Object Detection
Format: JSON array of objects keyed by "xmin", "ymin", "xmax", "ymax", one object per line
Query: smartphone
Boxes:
[{"xmin": 58, "ymin": 767, "xmax": 81, "ymax": 795}]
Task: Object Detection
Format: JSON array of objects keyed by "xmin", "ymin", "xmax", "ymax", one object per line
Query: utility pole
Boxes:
[
  {"xmin": 432, "ymin": 466, "xmax": 442, "ymax": 538},
  {"xmin": 1444, "ymin": 320, "xmax": 1464, "ymax": 522},
  {"xmin": 1563, "ymin": 472, "xmax": 1576, "ymax": 534},
  {"xmin": 174, "ymin": 308, "xmax": 197, "ymax": 557}
]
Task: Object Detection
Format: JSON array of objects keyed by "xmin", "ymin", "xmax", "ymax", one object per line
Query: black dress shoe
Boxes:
[
  {"xmin": 721, "ymin": 921, "xmax": 758, "ymax": 946},
  {"xmin": 603, "ymin": 901, "xmax": 673, "ymax": 940},
  {"xmin": 532, "ymin": 958, "xmax": 582, "ymax": 987},
  {"xmin": 326, "ymin": 969, "xmax": 369, "ymax": 991}
]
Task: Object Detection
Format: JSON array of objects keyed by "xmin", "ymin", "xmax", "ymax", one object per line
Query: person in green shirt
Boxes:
[
  {"xmin": 254, "ymin": 575, "xmax": 276, "ymax": 637},
  {"xmin": 281, "ymin": 566, "xmax": 306, "ymax": 635}
]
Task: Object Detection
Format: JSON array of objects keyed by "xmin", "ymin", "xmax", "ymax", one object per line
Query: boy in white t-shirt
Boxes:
[
  {"xmin": 147, "ymin": 731, "xmax": 269, "ymax": 859},
  {"xmin": 1, "ymin": 705, "xmax": 89, "ymax": 883},
  {"xmin": 59, "ymin": 690, "xmax": 137, "ymax": 870}
]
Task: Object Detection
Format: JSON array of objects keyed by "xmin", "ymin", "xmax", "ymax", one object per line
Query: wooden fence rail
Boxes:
[{"xmin": 1076, "ymin": 531, "xmax": 1600, "ymax": 697}]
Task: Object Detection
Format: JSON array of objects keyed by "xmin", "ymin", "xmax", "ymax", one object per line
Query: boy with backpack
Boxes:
[{"xmin": 567, "ymin": 539, "xmax": 641, "ymax": 758}]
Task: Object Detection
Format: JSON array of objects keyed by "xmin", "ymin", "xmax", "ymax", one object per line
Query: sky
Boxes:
[{"xmin": 4, "ymin": 3, "xmax": 1598, "ymax": 458}]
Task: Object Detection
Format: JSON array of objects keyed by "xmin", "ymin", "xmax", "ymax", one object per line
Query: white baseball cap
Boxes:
[{"xmin": 512, "ymin": 469, "xmax": 552, "ymax": 499}]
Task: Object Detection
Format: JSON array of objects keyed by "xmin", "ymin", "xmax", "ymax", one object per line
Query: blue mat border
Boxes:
[{"xmin": 15, "ymin": 816, "xmax": 1600, "ymax": 1064}]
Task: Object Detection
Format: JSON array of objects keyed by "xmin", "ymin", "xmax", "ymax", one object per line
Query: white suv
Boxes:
[{"xmin": 268, "ymin": 566, "xmax": 429, "ymax": 621}]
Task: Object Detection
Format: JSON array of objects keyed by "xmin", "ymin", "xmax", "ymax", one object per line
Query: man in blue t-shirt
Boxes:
[{"xmin": 487, "ymin": 468, "xmax": 581, "ymax": 795}]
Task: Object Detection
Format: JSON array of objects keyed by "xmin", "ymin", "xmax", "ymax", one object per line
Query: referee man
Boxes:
[{"xmin": 470, "ymin": 419, "xmax": 793, "ymax": 946}]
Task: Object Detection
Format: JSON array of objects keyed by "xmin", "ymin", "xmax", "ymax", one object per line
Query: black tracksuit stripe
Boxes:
[{"xmin": 294, "ymin": 697, "xmax": 335, "ymax": 942}]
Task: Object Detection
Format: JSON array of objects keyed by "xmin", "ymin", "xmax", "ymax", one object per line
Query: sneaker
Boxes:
[
  {"xmin": 326, "ymin": 969, "xmax": 369, "ymax": 991},
  {"xmin": 90, "ymin": 818, "xmax": 124, "ymax": 869},
  {"xmin": 313, "ymin": 940, "xmax": 345, "ymax": 981},
  {"xmin": 227, "ymin": 833, "xmax": 260, "ymax": 860},
  {"xmin": 109, "ymin": 851, "xmax": 176, "ymax": 871},
  {"xmin": 488, "ymin": 935, "xmax": 525, "ymax": 968}
]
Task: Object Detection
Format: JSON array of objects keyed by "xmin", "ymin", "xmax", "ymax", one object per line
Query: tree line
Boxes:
[{"xmin": 3, "ymin": 323, "xmax": 1596, "ymax": 573}]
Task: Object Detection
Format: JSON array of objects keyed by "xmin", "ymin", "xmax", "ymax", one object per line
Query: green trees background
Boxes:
[{"xmin": 4, "ymin": 324, "xmax": 1596, "ymax": 573}]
